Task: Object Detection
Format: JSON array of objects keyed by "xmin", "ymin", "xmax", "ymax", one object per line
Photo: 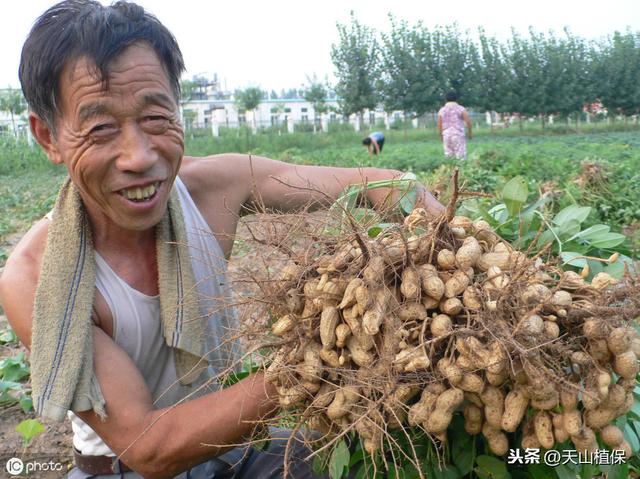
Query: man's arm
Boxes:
[
  {"xmin": 182, "ymin": 154, "xmax": 444, "ymax": 222},
  {"xmin": 75, "ymin": 327, "xmax": 277, "ymax": 478}
]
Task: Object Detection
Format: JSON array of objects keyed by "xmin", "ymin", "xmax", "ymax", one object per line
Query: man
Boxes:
[
  {"xmin": 0, "ymin": 1, "xmax": 443, "ymax": 478},
  {"xmin": 362, "ymin": 131, "xmax": 385, "ymax": 156}
]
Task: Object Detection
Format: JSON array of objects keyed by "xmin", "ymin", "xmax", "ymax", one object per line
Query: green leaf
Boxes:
[
  {"xmin": 586, "ymin": 232, "xmax": 626, "ymax": 249},
  {"xmin": 560, "ymin": 252, "xmax": 587, "ymax": 267},
  {"xmin": 553, "ymin": 205, "xmax": 591, "ymax": 226},
  {"xmin": 567, "ymin": 224, "xmax": 610, "ymax": 242},
  {"xmin": 527, "ymin": 463, "xmax": 558, "ymax": 479},
  {"xmin": 521, "ymin": 194, "xmax": 552, "ymax": 217},
  {"xmin": 367, "ymin": 222, "xmax": 394, "ymax": 238},
  {"xmin": 624, "ymin": 423, "xmax": 640, "ymax": 453},
  {"xmin": 399, "ymin": 186, "xmax": 417, "ymax": 215},
  {"xmin": 432, "ymin": 464, "xmax": 462, "ymax": 479},
  {"xmin": 329, "ymin": 439, "xmax": 350, "ymax": 479},
  {"xmin": 348, "ymin": 443, "xmax": 365, "ymax": 467},
  {"xmin": 477, "ymin": 204, "xmax": 500, "ymax": 227},
  {"xmin": 607, "ymin": 462, "xmax": 630, "ymax": 479},
  {"xmin": 579, "ymin": 462, "xmax": 597, "ymax": 479},
  {"xmin": 586, "ymin": 259, "xmax": 605, "ymax": 278},
  {"xmin": 450, "ymin": 415, "xmax": 474, "ymax": 475},
  {"xmin": 488, "ymin": 203, "xmax": 510, "ymax": 223},
  {"xmin": 19, "ymin": 395, "xmax": 33, "ymax": 413},
  {"xmin": 313, "ymin": 451, "xmax": 329, "ymax": 476},
  {"xmin": 15, "ymin": 418, "xmax": 45, "ymax": 447},
  {"xmin": 554, "ymin": 464, "xmax": 578, "ymax": 479},
  {"xmin": 557, "ymin": 219, "xmax": 582, "ymax": 240},
  {"xmin": 0, "ymin": 354, "xmax": 30, "ymax": 382},
  {"xmin": 220, "ymin": 370, "xmax": 251, "ymax": 387},
  {"xmin": 0, "ymin": 328, "xmax": 18, "ymax": 344},
  {"xmin": 354, "ymin": 460, "xmax": 383, "ymax": 479},
  {"xmin": 537, "ymin": 228, "xmax": 559, "ymax": 250},
  {"xmin": 502, "ymin": 176, "xmax": 528, "ymax": 217},
  {"xmin": 474, "ymin": 455, "xmax": 510, "ymax": 479},
  {"xmin": 604, "ymin": 254, "xmax": 638, "ymax": 278}
]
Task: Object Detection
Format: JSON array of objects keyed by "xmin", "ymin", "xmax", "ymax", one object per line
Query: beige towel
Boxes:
[{"xmin": 31, "ymin": 178, "xmax": 205, "ymax": 421}]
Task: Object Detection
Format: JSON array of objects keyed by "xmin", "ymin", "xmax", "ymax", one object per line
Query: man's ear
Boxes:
[{"xmin": 29, "ymin": 112, "xmax": 62, "ymax": 165}]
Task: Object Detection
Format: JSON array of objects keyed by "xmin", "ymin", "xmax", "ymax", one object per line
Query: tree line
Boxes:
[{"xmin": 331, "ymin": 14, "xmax": 640, "ymax": 123}]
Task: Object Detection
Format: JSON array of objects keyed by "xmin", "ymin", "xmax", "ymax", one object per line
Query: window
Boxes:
[
  {"xmin": 301, "ymin": 114, "xmax": 308, "ymax": 123},
  {"xmin": 284, "ymin": 107, "xmax": 291, "ymax": 113},
  {"xmin": 330, "ymin": 113, "xmax": 337, "ymax": 121},
  {"xmin": 369, "ymin": 112, "xmax": 375, "ymax": 124},
  {"xmin": 301, "ymin": 107, "xmax": 308, "ymax": 113}
]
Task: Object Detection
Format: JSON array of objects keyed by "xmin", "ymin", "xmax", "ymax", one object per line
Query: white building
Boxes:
[{"xmin": 180, "ymin": 97, "xmax": 405, "ymax": 136}]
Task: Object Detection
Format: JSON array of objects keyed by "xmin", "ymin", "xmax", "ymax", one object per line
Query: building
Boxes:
[{"xmin": 180, "ymin": 96, "xmax": 407, "ymax": 136}]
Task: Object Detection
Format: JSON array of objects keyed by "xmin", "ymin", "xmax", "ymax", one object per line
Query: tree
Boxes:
[
  {"xmin": 235, "ymin": 87, "xmax": 264, "ymax": 130},
  {"xmin": 0, "ymin": 88, "xmax": 26, "ymax": 138},
  {"xmin": 477, "ymin": 28, "xmax": 514, "ymax": 118},
  {"xmin": 541, "ymin": 29, "xmax": 593, "ymax": 123},
  {"xmin": 180, "ymin": 79, "xmax": 197, "ymax": 102},
  {"xmin": 378, "ymin": 17, "xmax": 440, "ymax": 117},
  {"xmin": 331, "ymin": 12, "xmax": 379, "ymax": 121},
  {"xmin": 594, "ymin": 30, "xmax": 640, "ymax": 117},
  {"xmin": 303, "ymin": 75, "xmax": 329, "ymax": 127},
  {"xmin": 504, "ymin": 29, "xmax": 547, "ymax": 127},
  {"xmin": 435, "ymin": 24, "xmax": 480, "ymax": 107}
]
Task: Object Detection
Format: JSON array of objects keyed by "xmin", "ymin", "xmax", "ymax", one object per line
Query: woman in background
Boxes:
[{"xmin": 437, "ymin": 91, "xmax": 472, "ymax": 160}]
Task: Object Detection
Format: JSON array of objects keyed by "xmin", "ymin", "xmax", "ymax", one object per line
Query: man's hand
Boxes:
[{"xmin": 414, "ymin": 182, "xmax": 445, "ymax": 218}]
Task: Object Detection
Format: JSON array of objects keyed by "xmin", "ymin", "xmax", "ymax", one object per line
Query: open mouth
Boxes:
[{"xmin": 118, "ymin": 181, "xmax": 161, "ymax": 203}]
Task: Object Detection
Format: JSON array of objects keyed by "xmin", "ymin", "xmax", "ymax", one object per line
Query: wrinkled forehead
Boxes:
[
  {"xmin": 57, "ymin": 43, "xmax": 176, "ymax": 114},
  {"xmin": 62, "ymin": 43, "xmax": 171, "ymax": 91}
]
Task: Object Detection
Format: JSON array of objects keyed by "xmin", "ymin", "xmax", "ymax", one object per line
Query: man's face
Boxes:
[{"xmin": 47, "ymin": 43, "xmax": 184, "ymax": 233}]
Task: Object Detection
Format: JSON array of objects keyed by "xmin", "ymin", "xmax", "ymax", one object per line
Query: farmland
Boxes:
[{"xmin": 1, "ymin": 125, "xmax": 639, "ymax": 264}]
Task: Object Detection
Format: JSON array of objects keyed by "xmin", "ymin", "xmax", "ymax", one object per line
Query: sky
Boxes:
[{"xmin": 1, "ymin": 0, "xmax": 639, "ymax": 93}]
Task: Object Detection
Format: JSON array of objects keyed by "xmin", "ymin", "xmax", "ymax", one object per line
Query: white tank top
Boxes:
[{"xmin": 69, "ymin": 177, "xmax": 241, "ymax": 456}]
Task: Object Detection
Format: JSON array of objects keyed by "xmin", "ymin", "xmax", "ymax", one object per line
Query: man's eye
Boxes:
[
  {"xmin": 143, "ymin": 116, "xmax": 170, "ymax": 132},
  {"xmin": 90, "ymin": 124, "xmax": 117, "ymax": 136}
]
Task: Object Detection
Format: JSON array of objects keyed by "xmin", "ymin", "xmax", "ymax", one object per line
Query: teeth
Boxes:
[{"xmin": 121, "ymin": 183, "xmax": 157, "ymax": 201}]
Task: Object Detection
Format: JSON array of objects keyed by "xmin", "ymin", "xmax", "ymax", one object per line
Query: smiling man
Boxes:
[{"xmin": 0, "ymin": 1, "xmax": 443, "ymax": 478}]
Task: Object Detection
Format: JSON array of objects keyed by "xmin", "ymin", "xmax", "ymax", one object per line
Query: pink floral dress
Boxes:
[{"xmin": 438, "ymin": 102, "xmax": 468, "ymax": 159}]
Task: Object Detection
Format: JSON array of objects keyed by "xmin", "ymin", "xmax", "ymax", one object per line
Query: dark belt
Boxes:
[{"xmin": 74, "ymin": 448, "xmax": 132, "ymax": 475}]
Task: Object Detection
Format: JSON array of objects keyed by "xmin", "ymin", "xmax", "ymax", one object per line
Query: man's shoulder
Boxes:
[
  {"xmin": 179, "ymin": 155, "xmax": 243, "ymax": 195},
  {"xmin": 0, "ymin": 218, "xmax": 50, "ymax": 346},
  {"xmin": 2, "ymin": 218, "xmax": 49, "ymax": 283}
]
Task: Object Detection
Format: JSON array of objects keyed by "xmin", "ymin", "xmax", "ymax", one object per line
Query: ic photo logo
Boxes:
[
  {"xmin": 4, "ymin": 456, "xmax": 64, "ymax": 476},
  {"xmin": 5, "ymin": 457, "xmax": 24, "ymax": 475}
]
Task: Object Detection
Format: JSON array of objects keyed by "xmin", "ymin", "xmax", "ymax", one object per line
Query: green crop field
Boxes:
[{"xmin": 2, "ymin": 126, "xmax": 638, "ymax": 264}]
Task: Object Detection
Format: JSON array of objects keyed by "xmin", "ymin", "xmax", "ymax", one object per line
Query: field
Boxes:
[
  {"xmin": 0, "ymin": 125, "xmax": 639, "ymax": 475},
  {"xmin": 2, "ymin": 125, "xmax": 639, "ymax": 262}
]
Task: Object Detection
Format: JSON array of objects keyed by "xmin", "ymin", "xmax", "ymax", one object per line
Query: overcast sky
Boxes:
[{"xmin": 2, "ymin": 0, "xmax": 639, "ymax": 92}]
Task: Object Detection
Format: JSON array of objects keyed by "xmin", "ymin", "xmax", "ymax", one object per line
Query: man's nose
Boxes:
[{"xmin": 115, "ymin": 123, "xmax": 158, "ymax": 173}]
